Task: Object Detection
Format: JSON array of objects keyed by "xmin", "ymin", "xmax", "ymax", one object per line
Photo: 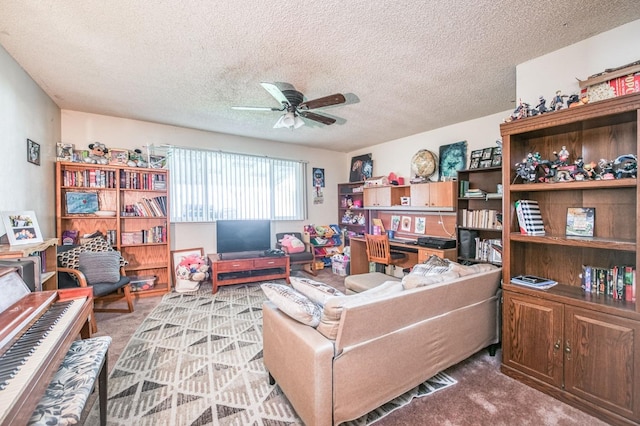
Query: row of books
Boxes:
[
  {"xmin": 119, "ymin": 171, "xmax": 166, "ymax": 190},
  {"xmin": 121, "ymin": 225, "xmax": 167, "ymax": 245},
  {"xmin": 122, "ymin": 196, "xmax": 167, "ymax": 217},
  {"xmin": 460, "ymin": 209, "xmax": 502, "ymax": 230},
  {"xmin": 62, "ymin": 169, "xmax": 117, "ymax": 188},
  {"xmin": 582, "ymin": 265, "xmax": 637, "ymax": 302},
  {"xmin": 474, "ymin": 238, "xmax": 502, "ymax": 264}
]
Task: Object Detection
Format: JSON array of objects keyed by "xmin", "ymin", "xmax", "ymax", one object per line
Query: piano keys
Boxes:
[{"xmin": 0, "ymin": 267, "xmax": 93, "ymax": 426}]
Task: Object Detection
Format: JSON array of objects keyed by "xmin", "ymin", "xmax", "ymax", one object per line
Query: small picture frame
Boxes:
[
  {"xmin": 481, "ymin": 147, "xmax": 493, "ymax": 161},
  {"xmin": 109, "ymin": 148, "xmax": 129, "ymax": 165},
  {"xmin": 56, "ymin": 143, "xmax": 75, "ymax": 162},
  {"xmin": 470, "ymin": 149, "xmax": 483, "ymax": 159},
  {"xmin": 1, "ymin": 211, "xmax": 44, "ymax": 245},
  {"xmin": 491, "ymin": 146, "xmax": 502, "ymax": 167},
  {"xmin": 27, "ymin": 139, "xmax": 40, "ymax": 166},
  {"xmin": 349, "ymin": 153, "xmax": 373, "ymax": 182},
  {"xmin": 400, "ymin": 216, "xmax": 412, "ymax": 232},
  {"xmin": 469, "ymin": 157, "xmax": 481, "ymax": 169},
  {"xmin": 171, "ymin": 248, "xmax": 205, "ymax": 286},
  {"xmin": 480, "ymin": 159, "xmax": 493, "ymax": 168}
]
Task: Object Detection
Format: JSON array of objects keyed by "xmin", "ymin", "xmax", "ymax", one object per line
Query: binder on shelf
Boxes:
[{"xmin": 515, "ymin": 200, "xmax": 545, "ymax": 236}]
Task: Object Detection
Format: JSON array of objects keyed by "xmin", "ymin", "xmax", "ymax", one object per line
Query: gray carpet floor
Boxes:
[{"xmin": 82, "ymin": 267, "xmax": 607, "ymax": 425}]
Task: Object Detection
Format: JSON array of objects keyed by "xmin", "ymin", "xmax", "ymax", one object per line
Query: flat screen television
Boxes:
[{"xmin": 216, "ymin": 219, "xmax": 272, "ymax": 257}]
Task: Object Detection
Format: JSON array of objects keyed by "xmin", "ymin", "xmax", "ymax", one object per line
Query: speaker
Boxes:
[{"xmin": 459, "ymin": 230, "xmax": 479, "ymax": 260}]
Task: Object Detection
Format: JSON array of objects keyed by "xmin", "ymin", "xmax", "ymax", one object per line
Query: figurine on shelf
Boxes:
[
  {"xmin": 597, "ymin": 158, "xmax": 615, "ymax": 180},
  {"xmin": 556, "ymin": 146, "xmax": 569, "ymax": 165},
  {"xmin": 536, "ymin": 96, "xmax": 548, "ymax": 114},
  {"xmin": 612, "ymin": 154, "xmax": 637, "ymax": 179},
  {"xmin": 550, "ymin": 90, "xmax": 568, "ymax": 111}
]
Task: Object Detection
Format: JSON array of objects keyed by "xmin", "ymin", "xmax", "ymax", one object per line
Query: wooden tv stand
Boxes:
[{"xmin": 208, "ymin": 254, "xmax": 290, "ymax": 294}]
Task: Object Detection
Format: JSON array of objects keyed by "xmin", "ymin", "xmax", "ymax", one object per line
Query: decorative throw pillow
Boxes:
[
  {"xmin": 58, "ymin": 237, "xmax": 128, "ymax": 270},
  {"xmin": 290, "ymin": 277, "xmax": 344, "ymax": 305},
  {"xmin": 78, "ymin": 251, "xmax": 122, "ymax": 284},
  {"xmin": 411, "ymin": 254, "xmax": 451, "ymax": 276},
  {"xmin": 316, "ymin": 281, "xmax": 403, "ymax": 340},
  {"xmin": 402, "ymin": 270, "xmax": 461, "ymax": 290},
  {"xmin": 261, "ymin": 283, "xmax": 322, "ymax": 327}
]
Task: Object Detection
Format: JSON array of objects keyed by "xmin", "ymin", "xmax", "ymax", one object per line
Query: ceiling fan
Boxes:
[{"xmin": 232, "ymin": 82, "xmax": 346, "ymax": 129}]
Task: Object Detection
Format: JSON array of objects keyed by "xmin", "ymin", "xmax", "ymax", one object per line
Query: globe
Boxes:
[{"xmin": 410, "ymin": 149, "xmax": 438, "ymax": 178}]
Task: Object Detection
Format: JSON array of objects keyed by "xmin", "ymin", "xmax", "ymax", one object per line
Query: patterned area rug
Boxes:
[{"xmin": 87, "ymin": 282, "xmax": 456, "ymax": 425}]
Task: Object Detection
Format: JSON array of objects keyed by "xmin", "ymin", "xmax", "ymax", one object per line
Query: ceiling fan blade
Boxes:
[
  {"xmin": 299, "ymin": 111, "xmax": 337, "ymax": 125},
  {"xmin": 299, "ymin": 93, "xmax": 346, "ymax": 110},
  {"xmin": 260, "ymin": 82, "xmax": 290, "ymax": 106},
  {"xmin": 231, "ymin": 106, "xmax": 284, "ymax": 111}
]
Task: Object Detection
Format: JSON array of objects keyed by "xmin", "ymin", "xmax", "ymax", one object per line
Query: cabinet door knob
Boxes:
[
  {"xmin": 554, "ymin": 340, "xmax": 561, "ymax": 350},
  {"xmin": 565, "ymin": 341, "xmax": 572, "ymax": 360}
]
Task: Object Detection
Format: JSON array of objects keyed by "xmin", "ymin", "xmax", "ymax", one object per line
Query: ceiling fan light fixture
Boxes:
[{"xmin": 273, "ymin": 111, "xmax": 305, "ymax": 129}]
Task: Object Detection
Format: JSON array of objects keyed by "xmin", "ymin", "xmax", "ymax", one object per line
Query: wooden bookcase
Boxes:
[
  {"xmin": 338, "ymin": 182, "xmax": 368, "ymax": 238},
  {"xmin": 55, "ymin": 162, "xmax": 171, "ymax": 296},
  {"xmin": 500, "ymin": 93, "xmax": 640, "ymax": 425},
  {"xmin": 456, "ymin": 166, "xmax": 502, "ymax": 265}
]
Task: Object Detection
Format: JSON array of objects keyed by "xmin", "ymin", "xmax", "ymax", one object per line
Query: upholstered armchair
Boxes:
[
  {"xmin": 275, "ymin": 232, "xmax": 317, "ymax": 276},
  {"xmin": 57, "ymin": 239, "xmax": 134, "ymax": 333}
]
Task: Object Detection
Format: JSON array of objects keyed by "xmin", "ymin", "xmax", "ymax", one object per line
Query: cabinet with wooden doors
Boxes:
[
  {"xmin": 456, "ymin": 166, "xmax": 502, "ymax": 265},
  {"xmin": 55, "ymin": 162, "xmax": 171, "ymax": 297},
  {"xmin": 500, "ymin": 93, "xmax": 640, "ymax": 425},
  {"xmin": 409, "ymin": 181, "xmax": 456, "ymax": 209},
  {"xmin": 338, "ymin": 182, "xmax": 369, "ymax": 238},
  {"xmin": 363, "ymin": 185, "xmax": 409, "ymax": 207}
]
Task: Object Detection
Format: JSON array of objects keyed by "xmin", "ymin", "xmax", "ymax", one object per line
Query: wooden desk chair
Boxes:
[{"xmin": 364, "ymin": 234, "xmax": 407, "ymax": 273}]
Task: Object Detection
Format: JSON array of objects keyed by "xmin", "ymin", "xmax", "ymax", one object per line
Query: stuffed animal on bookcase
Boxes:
[
  {"xmin": 127, "ymin": 148, "xmax": 148, "ymax": 168},
  {"xmin": 84, "ymin": 142, "xmax": 109, "ymax": 165}
]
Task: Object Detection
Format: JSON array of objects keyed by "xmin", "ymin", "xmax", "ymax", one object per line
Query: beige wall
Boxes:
[
  {"xmin": 0, "ymin": 45, "xmax": 60, "ymax": 237},
  {"xmin": 2, "ymin": 19, "xmax": 638, "ymax": 248},
  {"xmin": 61, "ymin": 110, "xmax": 349, "ymax": 253}
]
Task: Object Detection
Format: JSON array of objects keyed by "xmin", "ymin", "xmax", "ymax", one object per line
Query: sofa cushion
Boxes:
[
  {"xmin": 316, "ymin": 280, "xmax": 404, "ymax": 340},
  {"xmin": 411, "ymin": 254, "xmax": 451, "ymax": 275},
  {"xmin": 290, "ymin": 277, "xmax": 344, "ymax": 305},
  {"xmin": 261, "ymin": 283, "xmax": 322, "ymax": 327}
]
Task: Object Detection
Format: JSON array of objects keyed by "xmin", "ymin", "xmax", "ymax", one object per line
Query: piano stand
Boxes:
[{"xmin": 28, "ymin": 336, "xmax": 111, "ymax": 426}]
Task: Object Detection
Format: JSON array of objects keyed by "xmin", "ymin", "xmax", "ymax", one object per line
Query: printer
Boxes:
[{"xmin": 417, "ymin": 236, "xmax": 456, "ymax": 250}]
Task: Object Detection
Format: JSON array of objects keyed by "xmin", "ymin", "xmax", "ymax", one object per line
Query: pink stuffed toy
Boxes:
[{"xmin": 279, "ymin": 234, "xmax": 305, "ymax": 254}]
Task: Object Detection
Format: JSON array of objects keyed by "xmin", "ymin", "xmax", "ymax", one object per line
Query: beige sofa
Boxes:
[{"xmin": 262, "ymin": 266, "xmax": 502, "ymax": 426}]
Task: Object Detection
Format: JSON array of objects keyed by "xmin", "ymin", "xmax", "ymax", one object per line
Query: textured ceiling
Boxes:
[{"xmin": 1, "ymin": 1, "xmax": 639, "ymax": 152}]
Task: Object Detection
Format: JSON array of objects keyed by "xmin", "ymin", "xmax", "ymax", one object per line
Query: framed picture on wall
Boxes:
[
  {"xmin": 27, "ymin": 139, "xmax": 40, "ymax": 166},
  {"xmin": 349, "ymin": 154, "xmax": 373, "ymax": 182},
  {"xmin": 438, "ymin": 141, "xmax": 467, "ymax": 180}
]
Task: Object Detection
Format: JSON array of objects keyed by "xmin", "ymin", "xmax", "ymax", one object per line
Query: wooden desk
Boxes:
[{"xmin": 348, "ymin": 237, "xmax": 457, "ymax": 275}]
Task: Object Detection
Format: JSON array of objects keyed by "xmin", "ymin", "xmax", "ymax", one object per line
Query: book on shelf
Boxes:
[
  {"xmin": 566, "ymin": 207, "xmax": 595, "ymax": 237},
  {"xmin": 510, "ymin": 275, "xmax": 557, "ymax": 290},
  {"xmin": 515, "ymin": 200, "xmax": 545, "ymax": 236},
  {"xmin": 464, "ymin": 188, "xmax": 486, "ymax": 198},
  {"xmin": 581, "ymin": 264, "xmax": 636, "ymax": 302}
]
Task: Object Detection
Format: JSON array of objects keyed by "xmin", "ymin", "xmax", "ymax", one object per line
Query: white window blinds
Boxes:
[{"xmin": 168, "ymin": 146, "xmax": 307, "ymax": 222}]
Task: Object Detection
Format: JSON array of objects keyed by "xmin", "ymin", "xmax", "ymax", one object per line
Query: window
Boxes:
[{"xmin": 168, "ymin": 146, "xmax": 307, "ymax": 222}]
